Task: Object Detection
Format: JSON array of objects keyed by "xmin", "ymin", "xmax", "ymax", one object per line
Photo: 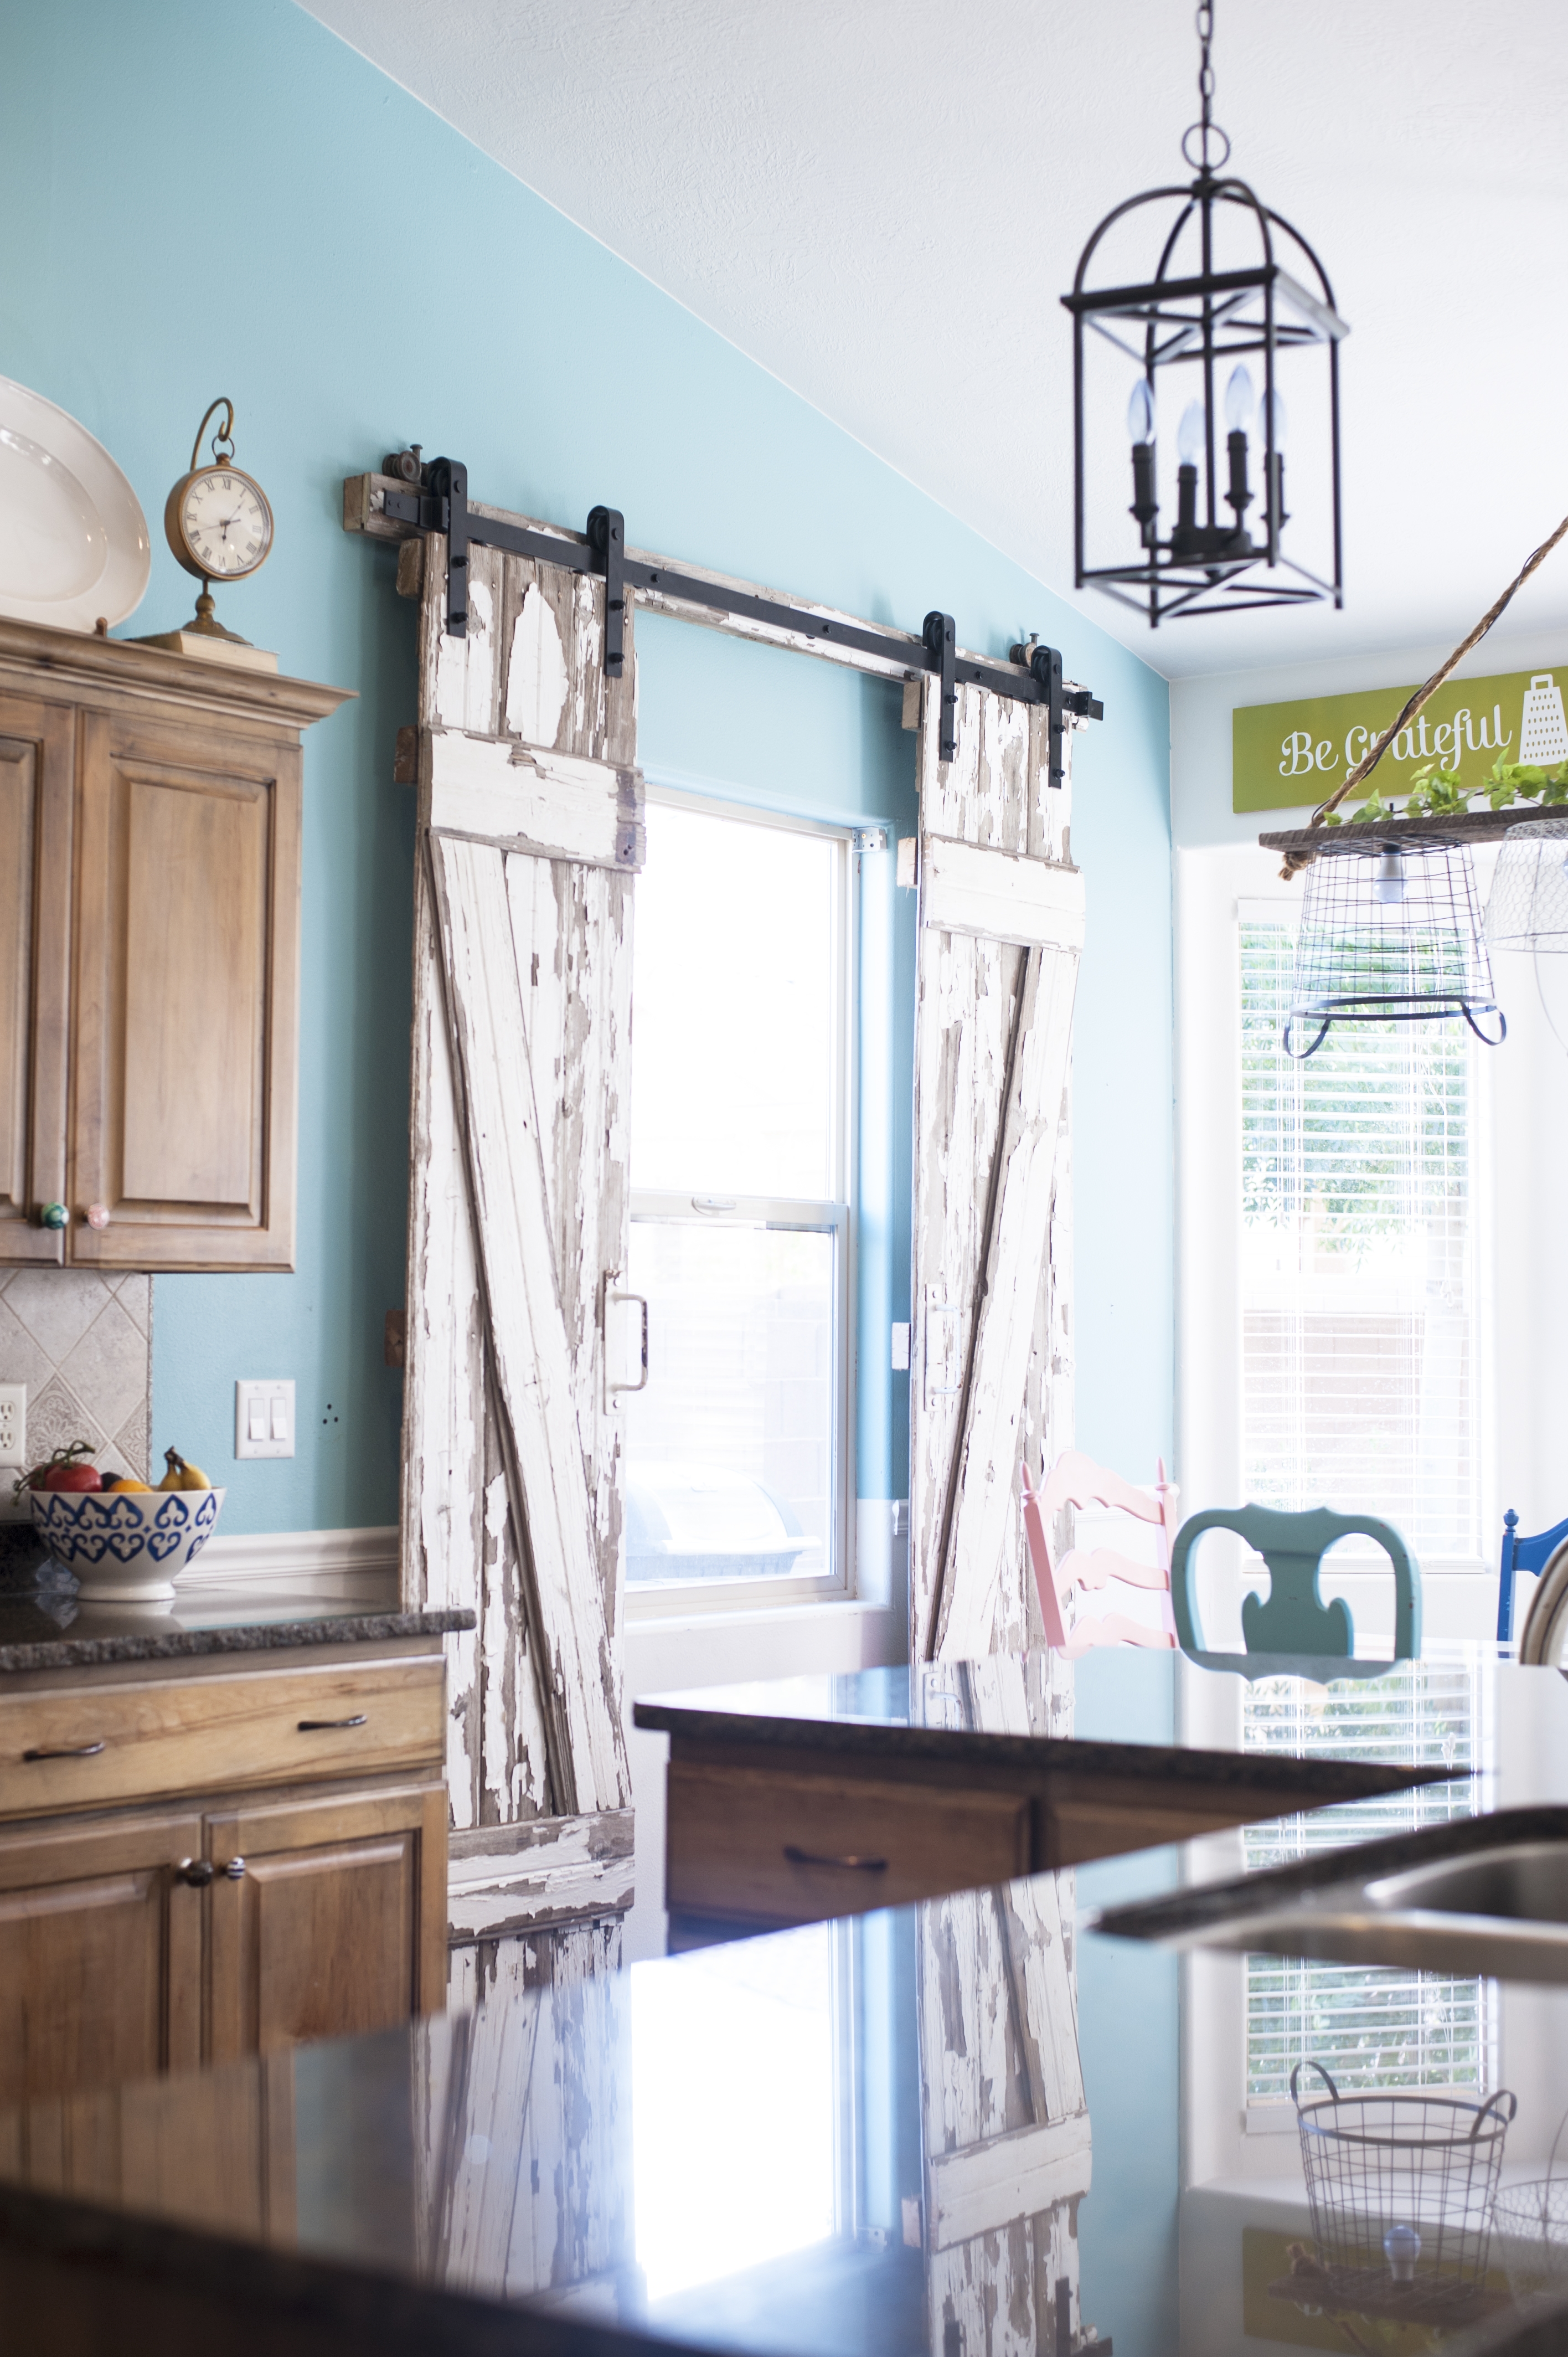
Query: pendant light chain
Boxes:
[
  {"xmin": 1279, "ymin": 509, "xmax": 1568, "ymax": 876},
  {"xmin": 1183, "ymin": 3, "xmax": 1232, "ymax": 173}
]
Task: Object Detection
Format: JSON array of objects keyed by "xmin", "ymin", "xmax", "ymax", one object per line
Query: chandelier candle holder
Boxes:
[
  {"xmin": 1285, "ymin": 840, "xmax": 1504, "ymax": 1059},
  {"xmin": 1063, "ymin": 3, "xmax": 1348, "ymax": 627}
]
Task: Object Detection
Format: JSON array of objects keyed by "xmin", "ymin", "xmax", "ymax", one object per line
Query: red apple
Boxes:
[{"xmin": 44, "ymin": 1463, "xmax": 101, "ymax": 1493}]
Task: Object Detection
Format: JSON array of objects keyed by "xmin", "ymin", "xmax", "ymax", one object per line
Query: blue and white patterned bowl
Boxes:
[{"xmin": 29, "ymin": 1486, "xmax": 225, "ymax": 1602}]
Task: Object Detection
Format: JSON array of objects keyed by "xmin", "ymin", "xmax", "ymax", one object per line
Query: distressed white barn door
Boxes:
[
  {"xmin": 404, "ymin": 521, "xmax": 639, "ymax": 1937},
  {"xmin": 908, "ymin": 682, "xmax": 1084, "ymax": 1664}
]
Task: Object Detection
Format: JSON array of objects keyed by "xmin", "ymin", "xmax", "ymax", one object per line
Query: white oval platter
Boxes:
[{"xmin": 0, "ymin": 375, "xmax": 150, "ymax": 631}]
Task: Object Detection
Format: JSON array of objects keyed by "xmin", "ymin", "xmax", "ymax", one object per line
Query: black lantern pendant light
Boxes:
[{"xmin": 1062, "ymin": 4, "xmax": 1348, "ymax": 627}]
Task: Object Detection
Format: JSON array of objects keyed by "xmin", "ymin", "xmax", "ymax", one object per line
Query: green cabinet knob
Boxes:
[{"xmin": 39, "ymin": 1203, "xmax": 68, "ymax": 1232}]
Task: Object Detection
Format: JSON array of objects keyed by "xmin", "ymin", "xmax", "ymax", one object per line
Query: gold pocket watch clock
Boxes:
[{"xmin": 135, "ymin": 398, "xmax": 279, "ymax": 672}]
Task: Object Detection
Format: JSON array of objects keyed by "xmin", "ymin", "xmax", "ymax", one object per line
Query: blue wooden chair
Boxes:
[
  {"xmin": 1497, "ymin": 1507, "xmax": 1568, "ymax": 1644},
  {"xmin": 1170, "ymin": 1503, "xmax": 1422, "ymax": 1662}
]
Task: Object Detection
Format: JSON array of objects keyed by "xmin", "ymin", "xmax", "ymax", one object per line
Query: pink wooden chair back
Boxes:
[{"xmin": 1022, "ymin": 1449, "xmax": 1179, "ymax": 1658}]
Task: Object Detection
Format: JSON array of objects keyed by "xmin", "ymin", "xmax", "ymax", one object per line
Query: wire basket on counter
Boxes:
[
  {"xmin": 1493, "ymin": 2108, "xmax": 1568, "ymax": 2313},
  {"xmin": 1290, "ymin": 2061, "xmax": 1517, "ymax": 2321}
]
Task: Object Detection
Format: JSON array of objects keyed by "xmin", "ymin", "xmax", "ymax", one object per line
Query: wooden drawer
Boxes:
[
  {"xmin": 665, "ymin": 1759, "xmax": 1032, "ymax": 1927},
  {"xmin": 0, "ymin": 1657, "xmax": 445, "ymax": 1820}
]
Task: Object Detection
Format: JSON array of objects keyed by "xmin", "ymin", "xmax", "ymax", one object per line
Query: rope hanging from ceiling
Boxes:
[{"xmin": 1277, "ymin": 510, "xmax": 1568, "ymax": 878}]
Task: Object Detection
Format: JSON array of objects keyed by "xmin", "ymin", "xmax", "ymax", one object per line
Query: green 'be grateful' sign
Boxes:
[{"xmin": 1232, "ymin": 663, "xmax": 1568, "ymax": 812}]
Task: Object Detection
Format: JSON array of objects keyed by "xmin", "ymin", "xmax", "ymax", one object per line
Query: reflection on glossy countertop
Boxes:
[
  {"xmin": 13, "ymin": 1650, "xmax": 1568, "ymax": 2354},
  {"xmin": 8, "ymin": 1834, "xmax": 1568, "ymax": 2352}
]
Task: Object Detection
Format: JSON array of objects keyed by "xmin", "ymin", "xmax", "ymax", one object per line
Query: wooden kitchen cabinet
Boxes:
[
  {"xmin": 0, "ymin": 1808, "xmax": 203, "ymax": 2106},
  {"xmin": 204, "ymin": 1782, "xmax": 447, "ymax": 2063},
  {"xmin": 0, "ymin": 619, "xmax": 350, "ymax": 1270},
  {"xmin": 0, "ymin": 1636, "xmax": 448, "ymax": 2101}
]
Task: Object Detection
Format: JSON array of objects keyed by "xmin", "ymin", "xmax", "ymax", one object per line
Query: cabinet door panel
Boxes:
[
  {"xmin": 70, "ymin": 709, "xmax": 300, "ymax": 1269},
  {"xmin": 206, "ymin": 1782, "xmax": 447, "ymax": 2063},
  {"xmin": 0, "ymin": 694, "xmax": 71, "ymax": 1262},
  {"xmin": 121, "ymin": 771, "xmax": 265, "ymax": 1207},
  {"xmin": 0, "ymin": 1810, "xmax": 202, "ymax": 2103}
]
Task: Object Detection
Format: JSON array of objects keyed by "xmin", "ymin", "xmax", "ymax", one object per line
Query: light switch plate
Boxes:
[
  {"xmin": 0, "ymin": 1385, "xmax": 24, "ymax": 1469},
  {"xmin": 235, "ymin": 1378, "xmax": 295, "ymax": 1460}
]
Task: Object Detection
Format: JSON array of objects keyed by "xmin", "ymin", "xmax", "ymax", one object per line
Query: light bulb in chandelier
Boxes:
[
  {"xmin": 1178, "ymin": 402, "xmax": 1205, "ymax": 465},
  {"xmin": 1127, "ymin": 379, "xmax": 1155, "ymax": 444},
  {"xmin": 1224, "ymin": 365, "xmax": 1255, "ymax": 433},
  {"xmin": 1373, "ymin": 850, "xmax": 1406, "ymax": 905},
  {"xmin": 1263, "ymin": 389, "xmax": 1288, "ymax": 449}
]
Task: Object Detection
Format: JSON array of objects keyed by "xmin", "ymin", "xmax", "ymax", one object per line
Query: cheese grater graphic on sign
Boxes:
[{"xmin": 1518, "ymin": 674, "xmax": 1568, "ymax": 765}]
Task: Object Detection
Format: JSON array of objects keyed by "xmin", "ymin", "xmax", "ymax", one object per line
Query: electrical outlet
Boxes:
[
  {"xmin": 0, "ymin": 1385, "xmax": 24, "ymax": 1469},
  {"xmin": 235, "ymin": 1378, "xmax": 295, "ymax": 1460}
]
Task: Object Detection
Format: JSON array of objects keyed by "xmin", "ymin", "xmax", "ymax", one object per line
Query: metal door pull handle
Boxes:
[
  {"xmin": 297, "ymin": 1715, "xmax": 368, "ymax": 1731},
  {"xmin": 23, "ymin": 1740, "xmax": 105, "ymax": 1761},
  {"xmin": 783, "ymin": 1844, "xmax": 889, "ymax": 1872}
]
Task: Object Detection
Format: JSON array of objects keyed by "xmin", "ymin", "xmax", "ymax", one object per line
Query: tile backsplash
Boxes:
[{"xmin": 0, "ymin": 1270, "xmax": 152, "ymax": 1502}]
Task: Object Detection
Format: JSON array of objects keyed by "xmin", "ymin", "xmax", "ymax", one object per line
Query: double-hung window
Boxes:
[{"xmin": 624, "ymin": 795, "xmax": 853, "ymax": 1600}]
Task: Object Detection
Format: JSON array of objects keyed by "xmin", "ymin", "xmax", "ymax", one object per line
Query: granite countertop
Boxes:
[
  {"xmin": 633, "ymin": 1644, "xmax": 1499, "ymax": 1806},
  {"xmin": 8, "ymin": 1653, "xmax": 1568, "ymax": 2356},
  {"xmin": 0, "ymin": 1592, "xmax": 475, "ymax": 1672}
]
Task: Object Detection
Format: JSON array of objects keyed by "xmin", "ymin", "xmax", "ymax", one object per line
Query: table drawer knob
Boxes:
[
  {"xmin": 297, "ymin": 1715, "xmax": 368, "ymax": 1731},
  {"xmin": 23, "ymin": 1740, "xmax": 105, "ymax": 1761},
  {"xmin": 177, "ymin": 1859, "xmax": 215, "ymax": 1887},
  {"xmin": 783, "ymin": 1844, "xmax": 889, "ymax": 1873}
]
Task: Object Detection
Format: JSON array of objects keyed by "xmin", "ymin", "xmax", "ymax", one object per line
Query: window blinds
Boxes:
[
  {"xmin": 1240, "ymin": 1586, "xmax": 1488, "ymax": 2101},
  {"xmin": 1239, "ymin": 918, "xmax": 1480, "ymax": 1562}
]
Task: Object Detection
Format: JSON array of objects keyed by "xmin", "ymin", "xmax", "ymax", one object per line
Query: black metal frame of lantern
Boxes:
[{"xmin": 1061, "ymin": 99, "xmax": 1349, "ymax": 625}]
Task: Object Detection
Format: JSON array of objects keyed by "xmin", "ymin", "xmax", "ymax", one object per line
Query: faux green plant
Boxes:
[
  {"xmin": 1483, "ymin": 753, "xmax": 1566, "ymax": 809},
  {"xmin": 1405, "ymin": 763, "xmax": 1470, "ymax": 816}
]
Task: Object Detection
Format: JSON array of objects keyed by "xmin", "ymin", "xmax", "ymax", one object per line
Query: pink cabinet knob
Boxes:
[{"xmin": 86, "ymin": 1203, "xmax": 111, "ymax": 1231}]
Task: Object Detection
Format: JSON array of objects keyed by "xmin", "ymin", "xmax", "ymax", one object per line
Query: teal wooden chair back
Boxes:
[{"xmin": 1170, "ymin": 1504, "xmax": 1422, "ymax": 1661}]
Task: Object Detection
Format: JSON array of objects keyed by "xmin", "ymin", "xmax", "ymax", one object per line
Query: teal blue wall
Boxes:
[{"xmin": 0, "ymin": 0, "xmax": 1173, "ymax": 1532}]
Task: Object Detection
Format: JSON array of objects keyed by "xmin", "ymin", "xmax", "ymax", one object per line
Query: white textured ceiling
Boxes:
[{"xmin": 301, "ymin": 0, "xmax": 1568, "ymax": 679}]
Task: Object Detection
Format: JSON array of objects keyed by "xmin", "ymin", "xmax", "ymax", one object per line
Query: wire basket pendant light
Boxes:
[
  {"xmin": 1285, "ymin": 844, "xmax": 1503, "ymax": 1061},
  {"xmin": 1062, "ymin": 3, "xmax": 1348, "ymax": 627},
  {"xmin": 1484, "ymin": 815, "xmax": 1568, "ymax": 953}
]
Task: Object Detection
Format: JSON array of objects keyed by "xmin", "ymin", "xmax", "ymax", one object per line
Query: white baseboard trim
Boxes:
[{"xmin": 177, "ymin": 1524, "xmax": 400, "ymax": 1604}]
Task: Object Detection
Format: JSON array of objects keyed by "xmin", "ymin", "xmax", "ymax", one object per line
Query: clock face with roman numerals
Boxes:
[{"xmin": 172, "ymin": 466, "xmax": 274, "ymax": 581}]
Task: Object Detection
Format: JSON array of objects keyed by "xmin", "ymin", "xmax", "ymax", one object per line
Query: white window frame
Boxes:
[
  {"xmin": 1175, "ymin": 841, "xmax": 1506, "ymax": 2186},
  {"xmin": 1176, "ymin": 844, "xmax": 1497, "ymax": 1649},
  {"xmin": 623, "ymin": 784, "xmax": 858, "ymax": 1621}
]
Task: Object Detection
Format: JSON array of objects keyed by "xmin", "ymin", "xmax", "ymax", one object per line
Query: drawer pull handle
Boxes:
[
  {"xmin": 176, "ymin": 1859, "xmax": 215, "ymax": 1887},
  {"xmin": 23, "ymin": 1740, "xmax": 105, "ymax": 1761},
  {"xmin": 783, "ymin": 1844, "xmax": 889, "ymax": 1873},
  {"xmin": 297, "ymin": 1715, "xmax": 368, "ymax": 1731}
]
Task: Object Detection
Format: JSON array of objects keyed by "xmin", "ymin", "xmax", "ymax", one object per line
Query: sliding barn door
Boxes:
[
  {"xmin": 403, "ymin": 523, "xmax": 639, "ymax": 1937},
  {"xmin": 909, "ymin": 683, "xmax": 1083, "ymax": 1664}
]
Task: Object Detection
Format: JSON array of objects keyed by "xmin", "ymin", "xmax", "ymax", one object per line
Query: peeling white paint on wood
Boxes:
[
  {"xmin": 405, "ymin": 520, "xmax": 638, "ymax": 1927},
  {"xmin": 429, "ymin": 830, "xmax": 631, "ymax": 1820},
  {"xmin": 506, "ymin": 581, "xmax": 570, "ymax": 746},
  {"xmin": 917, "ymin": 1876, "xmax": 1090, "ymax": 2352},
  {"xmin": 423, "ymin": 728, "xmax": 644, "ymax": 872},
  {"xmin": 921, "ymin": 835, "xmax": 1084, "ymax": 954},
  {"xmin": 438, "ymin": 1921, "xmax": 629, "ymax": 2298},
  {"xmin": 908, "ymin": 678, "xmax": 1079, "ymax": 1664}
]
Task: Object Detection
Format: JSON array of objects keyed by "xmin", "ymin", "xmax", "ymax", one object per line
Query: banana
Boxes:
[{"xmin": 158, "ymin": 1448, "xmax": 212, "ymax": 1493}]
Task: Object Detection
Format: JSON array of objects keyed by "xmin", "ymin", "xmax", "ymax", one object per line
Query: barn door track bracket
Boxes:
[{"xmin": 374, "ymin": 455, "xmax": 1102, "ymax": 769}]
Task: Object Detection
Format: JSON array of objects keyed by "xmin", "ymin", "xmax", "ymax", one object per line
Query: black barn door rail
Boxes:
[{"xmin": 378, "ymin": 455, "xmax": 1102, "ymax": 778}]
